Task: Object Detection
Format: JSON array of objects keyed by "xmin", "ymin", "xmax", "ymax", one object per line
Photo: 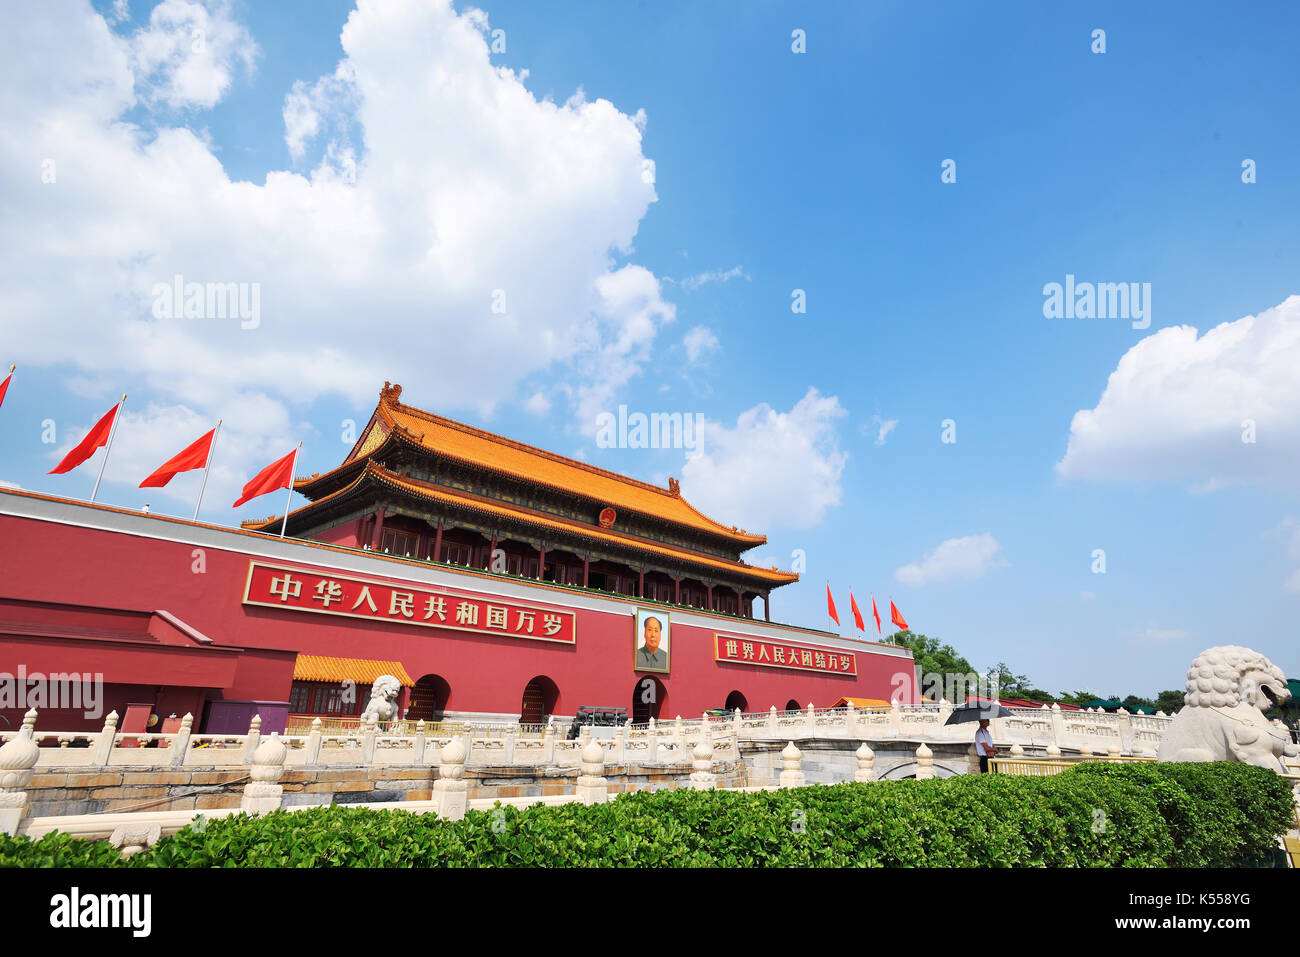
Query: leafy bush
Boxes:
[{"xmin": 0, "ymin": 762, "xmax": 1291, "ymax": 867}]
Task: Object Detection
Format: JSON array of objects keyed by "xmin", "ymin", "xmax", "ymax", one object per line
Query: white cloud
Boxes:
[
  {"xmin": 1284, "ymin": 569, "xmax": 1300, "ymax": 595},
  {"xmin": 679, "ymin": 387, "xmax": 848, "ymax": 531},
  {"xmin": 671, "ymin": 265, "xmax": 750, "ymax": 291},
  {"xmin": 894, "ymin": 533, "xmax": 1006, "ymax": 587},
  {"xmin": 869, "ymin": 414, "xmax": 898, "ymax": 446},
  {"xmin": 523, "ymin": 390, "xmax": 551, "ymax": 415},
  {"xmin": 131, "ymin": 0, "xmax": 258, "ymax": 109},
  {"xmin": 1266, "ymin": 516, "xmax": 1300, "ymax": 594},
  {"xmin": 1056, "ymin": 295, "xmax": 1300, "ymax": 489},
  {"xmin": 683, "ymin": 326, "xmax": 720, "ymax": 363},
  {"xmin": 0, "ymin": 0, "xmax": 669, "ymax": 466}
]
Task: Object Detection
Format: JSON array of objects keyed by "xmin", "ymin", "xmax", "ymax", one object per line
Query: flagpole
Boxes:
[
  {"xmin": 192, "ymin": 419, "xmax": 221, "ymax": 521},
  {"xmin": 279, "ymin": 441, "xmax": 301, "ymax": 539},
  {"xmin": 90, "ymin": 393, "xmax": 126, "ymax": 504}
]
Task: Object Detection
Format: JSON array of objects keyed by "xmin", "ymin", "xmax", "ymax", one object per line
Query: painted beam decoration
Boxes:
[
  {"xmin": 713, "ymin": 632, "xmax": 856, "ymax": 676},
  {"xmin": 243, "ymin": 562, "xmax": 576, "ymax": 644}
]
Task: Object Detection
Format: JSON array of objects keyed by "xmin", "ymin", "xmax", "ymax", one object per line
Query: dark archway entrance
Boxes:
[
  {"xmin": 631, "ymin": 675, "xmax": 667, "ymax": 724},
  {"xmin": 520, "ymin": 675, "xmax": 559, "ymax": 725},
  {"xmin": 407, "ymin": 674, "xmax": 450, "ymax": 722},
  {"xmin": 724, "ymin": 690, "xmax": 748, "ymax": 714},
  {"xmin": 784, "ymin": 698, "xmax": 801, "ymax": 713}
]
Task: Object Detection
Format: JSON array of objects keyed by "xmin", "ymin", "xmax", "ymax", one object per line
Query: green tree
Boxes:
[{"xmin": 1156, "ymin": 689, "xmax": 1185, "ymax": 712}]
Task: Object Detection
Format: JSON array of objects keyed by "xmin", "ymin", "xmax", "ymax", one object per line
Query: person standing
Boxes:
[{"xmin": 975, "ymin": 718, "xmax": 996, "ymax": 773}]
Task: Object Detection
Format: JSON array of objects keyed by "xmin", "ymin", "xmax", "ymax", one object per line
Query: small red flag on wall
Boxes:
[
  {"xmin": 849, "ymin": 592, "xmax": 866, "ymax": 631},
  {"xmin": 890, "ymin": 599, "xmax": 909, "ymax": 631},
  {"xmin": 0, "ymin": 365, "xmax": 13, "ymax": 410},
  {"xmin": 871, "ymin": 594, "xmax": 882, "ymax": 633},
  {"xmin": 48, "ymin": 402, "xmax": 120, "ymax": 474},
  {"xmin": 826, "ymin": 583, "xmax": 840, "ymax": 626},
  {"xmin": 233, "ymin": 449, "xmax": 297, "ymax": 507}
]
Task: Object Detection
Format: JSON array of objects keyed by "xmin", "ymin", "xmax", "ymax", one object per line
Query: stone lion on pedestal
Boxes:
[
  {"xmin": 1158, "ymin": 645, "xmax": 1297, "ymax": 771},
  {"xmin": 360, "ymin": 675, "xmax": 402, "ymax": 724}
]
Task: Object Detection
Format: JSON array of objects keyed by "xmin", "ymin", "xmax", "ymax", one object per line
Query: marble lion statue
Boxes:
[
  {"xmin": 1157, "ymin": 645, "xmax": 1297, "ymax": 770},
  {"xmin": 360, "ymin": 675, "xmax": 402, "ymax": 724}
]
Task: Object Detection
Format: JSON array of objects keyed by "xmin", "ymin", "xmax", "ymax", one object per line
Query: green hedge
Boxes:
[{"xmin": 1, "ymin": 762, "xmax": 1292, "ymax": 867}]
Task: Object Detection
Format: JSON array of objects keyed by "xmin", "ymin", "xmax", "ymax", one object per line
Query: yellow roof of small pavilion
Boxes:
[{"xmin": 293, "ymin": 655, "xmax": 415, "ymax": 687}]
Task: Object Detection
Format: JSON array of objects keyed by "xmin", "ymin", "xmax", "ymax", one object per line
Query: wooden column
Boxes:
[
  {"xmin": 764, "ymin": 591, "xmax": 770, "ymax": 622},
  {"xmin": 674, "ymin": 577, "xmax": 680, "ymax": 605},
  {"xmin": 734, "ymin": 586, "xmax": 743, "ymax": 617},
  {"xmin": 370, "ymin": 508, "xmax": 386, "ymax": 549},
  {"xmin": 432, "ymin": 520, "xmax": 443, "ymax": 562},
  {"xmin": 583, "ymin": 556, "xmax": 589, "ymax": 587},
  {"xmin": 487, "ymin": 532, "xmax": 497, "ymax": 570},
  {"xmin": 706, "ymin": 583, "xmax": 714, "ymax": 611},
  {"xmin": 538, "ymin": 544, "xmax": 547, "ymax": 579},
  {"xmin": 638, "ymin": 568, "xmax": 645, "ymax": 599}
]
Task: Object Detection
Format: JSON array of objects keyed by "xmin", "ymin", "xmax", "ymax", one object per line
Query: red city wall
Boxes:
[{"xmin": 0, "ymin": 501, "xmax": 916, "ymax": 728}]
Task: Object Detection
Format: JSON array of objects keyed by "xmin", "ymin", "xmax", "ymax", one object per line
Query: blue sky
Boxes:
[{"xmin": 2, "ymin": 0, "xmax": 1298, "ymax": 697}]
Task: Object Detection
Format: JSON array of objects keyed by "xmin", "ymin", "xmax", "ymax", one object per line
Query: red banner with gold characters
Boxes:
[
  {"xmin": 242, "ymin": 562, "xmax": 576, "ymax": 644},
  {"xmin": 713, "ymin": 632, "xmax": 856, "ymax": 675}
]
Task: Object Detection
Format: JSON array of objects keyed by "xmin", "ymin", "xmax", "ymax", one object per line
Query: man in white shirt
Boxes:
[{"xmin": 974, "ymin": 719, "xmax": 996, "ymax": 773}]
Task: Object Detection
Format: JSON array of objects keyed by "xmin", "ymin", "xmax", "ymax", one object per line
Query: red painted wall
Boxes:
[{"xmin": 0, "ymin": 505, "xmax": 916, "ymax": 724}]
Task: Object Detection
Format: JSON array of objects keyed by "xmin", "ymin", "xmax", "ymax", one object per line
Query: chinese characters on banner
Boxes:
[
  {"xmin": 242, "ymin": 562, "xmax": 576, "ymax": 644},
  {"xmin": 713, "ymin": 633, "xmax": 856, "ymax": 676}
]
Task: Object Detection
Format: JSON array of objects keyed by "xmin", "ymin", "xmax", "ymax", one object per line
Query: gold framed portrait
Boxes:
[{"xmin": 633, "ymin": 607, "xmax": 670, "ymax": 674}]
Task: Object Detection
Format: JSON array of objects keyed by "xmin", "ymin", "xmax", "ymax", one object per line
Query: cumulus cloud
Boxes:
[
  {"xmin": 894, "ymin": 533, "xmax": 1006, "ymax": 587},
  {"xmin": 131, "ymin": 0, "xmax": 258, "ymax": 109},
  {"xmin": 679, "ymin": 387, "xmax": 847, "ymax": 531},
  {"xmin": 1056, "ymin": 296, "xmax": 1300, "ymax": 490},
  {"xmin": 682, "ymin": 326, "xmax": 720, "ymax": 363},
  {"xmin": 0, "ymin": 0, "xmax": 670, "ymax": 504},
  {"xmin": 1139, "ymin": 626, "xmax": 1189, "ymax": 642}
]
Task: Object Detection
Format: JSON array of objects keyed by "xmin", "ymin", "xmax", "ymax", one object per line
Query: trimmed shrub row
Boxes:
[{"xmin": 0, "ymin": 762, "xmax": 1292, "ymax": 867}]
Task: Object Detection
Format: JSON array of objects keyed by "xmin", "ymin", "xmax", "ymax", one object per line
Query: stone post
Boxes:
[
  {"xmin": 689, "ymin": 722, "xmax": 715, "ymax": 790},
  {"xmin": 89, "ymin": 710, "xmax": 119, "ymax": 767},
  {"xmin": 845, "ymin": 702, "xmax": 858, "ymax": 736},
  {"xmin": 613, "ymin": 726, "xmax": 625, "ymax": 766},
  {"xmin": 967, "ymin": 744, "xmax": 981, "ymax": 774},
  {"xmin": 360, "ymin": 713, "xmax": 378, "ymax": 764},
  {"xmin": 433, "ymin": 738, "xmax": 468, "ymax": 821},
  {"xmin": 542, "ymin": 724, "xmax": 556, "ymax": 764},
  {"xmin": 733, "ymin": 707, "xmax": 742, "ymax": 737},
  {"xmin": 412, "ymin": 719, "xmax": 427, "ymax": 765},
  {"xmin": 888, "ymin": 701, "xmax": 903, "ymax": 738},
  {"xmin": 915, "ymin": 742, "xmax": 934, "ymax": 780},
  {"xmin": 241, "ymin": 732, "xmax": 287, "ymax": 814},
  {"xmin": 1077, "ymin": 743, "xmax": 1093, "ymax": 758},
  {"xmin": 1046, "ymin": 743, "xmax": 1062, "ymax": 758},
  {"xmin": 673, "ymin": 715, "xmax": 684, "ymax": 750},
  {"xmin": 805, "ymin": 702, "xmax": 816, "ymax": 736},
  {"xmin": 647, "ymin": 717, "xmax": 658, "ymax": 764},
  {"xmin": 1115, "ymin": 709, "xmax": 1134, "ymax": 754},
  {"xmin": 0, "ymin": 708, "xmax": 40, "ymax": 837},
  {"xmin": 937, "ymin": 698, "xmax": 953, "ymax": 732},
  {"xmin": 504, "ymin": 726, "xmax": 516, "ymax": 765},
  {"xmin": 1049, "ymin": 702, "xmax": 1066, "ymax": 751},
  {"xmin": 778, "ymin": 741, "xmax": 805, "ymax": 788},
  {"xmin": 241, "ymin": 714, "xmax": 262, "ymax": 763},
  {"xmin": 1107, "ymin": 744, "xmax": 1121, "ymax": 759},
  {"xmin": 305, "ymin": 717, "xmax": 324, "ymax": 765},
  {"xmin": 167, "ymin": 713, "xmax": 193, "ymax": 767},
  {"xmin": 575, "ymin": 737, "xmax": 608, "ymax": 805},
  {"xmin": 854, "ymin": 742, "xmax": 874, "ymax": 782},
  {"xmin": 768, "ymin": 705, "xmax": 777, "ymax": 732}
]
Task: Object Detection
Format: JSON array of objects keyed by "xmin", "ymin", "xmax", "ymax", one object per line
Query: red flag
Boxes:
[
  {"xmin": 49, "ymin": 403, "xmax": 120, "ymax": 474},
  {"xmin": 890, "ymin": 599, "xmax": 909, "ymax": 631},
  {"xmin": 233, "ymin": 449, "xmax": 296, "ymax": 507},
  {"xmin": 849, "ymin": 592, "xmax": 865, "ymax": 631},
  {"xmin": 825, "ymin": 583, "xmax": 840, "ymax": 626},
  {"xmin": 871, "ymin": 595, "xmax": 882, "ymax": 634},
  {"xmin": 0, "ymin": 366, "xmax": 12, "ymax": 410},
  {"xmin": 140, "ymin": 428, "xmax": 216, "ymax": 488}
]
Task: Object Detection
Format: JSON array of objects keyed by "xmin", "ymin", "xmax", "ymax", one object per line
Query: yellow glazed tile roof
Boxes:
[
  {"xmin": 275, "ymin": 461, "xmax": 798, "ymax": 585},
  {"xmin": 293, "ymin": 655, "xmax": 415, "ymax": 687},
  {"xmin": 363, "ymin": 383, "xmax": 766, "ymax": 544}
]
